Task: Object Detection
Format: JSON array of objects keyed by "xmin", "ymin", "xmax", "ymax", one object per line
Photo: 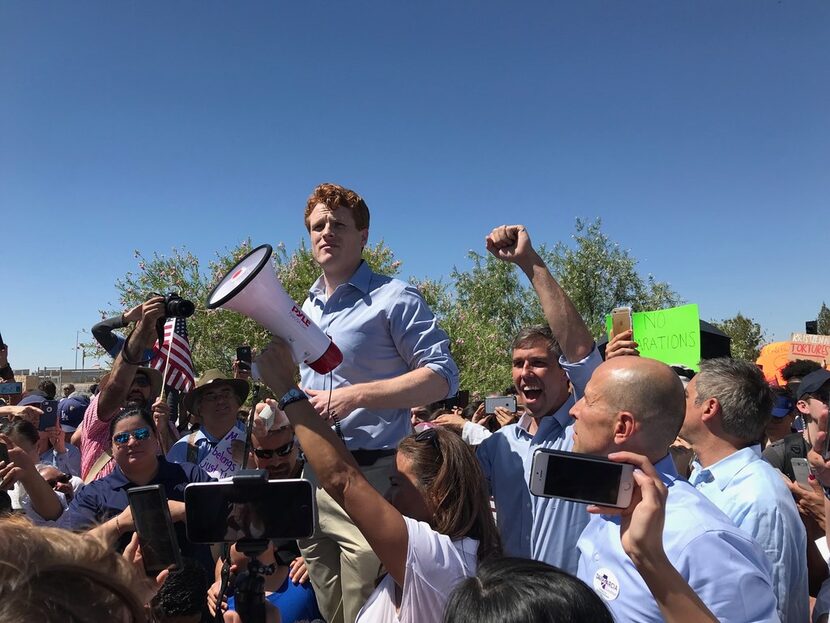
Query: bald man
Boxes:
[{"xmin": 570, "ymin": 357, "xmax": 778, "ymax": 623}]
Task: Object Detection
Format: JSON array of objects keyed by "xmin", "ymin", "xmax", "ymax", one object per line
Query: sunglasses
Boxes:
[
  {"xmin": 47, "ymin": 473, "xmax": 71, "ymax": 487},
  {"xmin": 253, "ymin": 440, "xmax": 295, "ymax": 459},
  {"xmin": 415, "ymin": 427, "xmax": 440, "ymax": 449},
  {"xmin": 132, "ymin": 375, "xmax": 151, "ymax": 388},
  {"xmin": 112, "ymin": 427, "xmax": 152, "ymax": 445}
]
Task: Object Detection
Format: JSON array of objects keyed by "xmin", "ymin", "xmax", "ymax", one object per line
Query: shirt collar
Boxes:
[
  {"xmin": 111, "ymin": 456, "xmax": 173, "ymax": 490},
  {"xmin": 309, "ymin": 260, "xmax": 371, "ymax": 298},
  {"xmin": 690, "ymin": 445, "xmax": 760, "ymax": 492},
  {"xmin": 515, "ymin": 394, "xmax": 575, "ymax": 438}
]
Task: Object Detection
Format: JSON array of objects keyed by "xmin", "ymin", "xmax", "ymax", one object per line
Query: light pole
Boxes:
[{"xmin": 75, "ymin": 329, "xmax": 87, "ymax": 369}]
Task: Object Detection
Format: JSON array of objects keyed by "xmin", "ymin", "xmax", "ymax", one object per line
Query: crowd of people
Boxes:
[{"xmin": 1, "ymin": 182, "xmax": 829, "ymax": 623}]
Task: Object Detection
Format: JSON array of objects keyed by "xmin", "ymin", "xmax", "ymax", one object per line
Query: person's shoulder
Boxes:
[
  {"xmin": 664, "ymin": 478, "xmax": 760, "ymax": 546},
  {"xmin": 159, "ymin": 458, "xmax": 212, "ymax": 483}
]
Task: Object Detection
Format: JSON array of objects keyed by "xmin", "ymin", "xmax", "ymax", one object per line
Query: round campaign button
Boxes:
[{"xmin": 593, "ymin": 568, "xmax": 621, "ymax": 601}]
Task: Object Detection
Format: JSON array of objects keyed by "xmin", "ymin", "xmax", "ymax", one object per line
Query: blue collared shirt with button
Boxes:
[
  {"xmin": 690, "ymin": 445, "xmax": 808, "ymax": 623},
  {"xmin": 476, "ymin": 347, "xmax": 602, "ymax": 574},
  {"xmin": 300, "ymin": 260, "xmax": 459, "ymax": 451},
  {"xmin": 578, "ymin": 454, "xmax": 780, "ymax": 623}
]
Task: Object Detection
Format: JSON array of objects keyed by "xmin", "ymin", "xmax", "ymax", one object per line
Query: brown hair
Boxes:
[
  {"xmin": 397, "ymin": 428, "xmax": 502, "ymax": 563},
  {"xmin": 304, "ymin": 182, "xmax": 370, "ymax": 231},
  {"xmin": 512, "ymin": 325, "xmax": 563, "ymax": 359},
  {"xmin": 0, "ymin": 517, "xmax": 146, "ymax": 622}
]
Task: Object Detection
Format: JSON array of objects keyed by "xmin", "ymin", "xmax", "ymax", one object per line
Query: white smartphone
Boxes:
[
  {"xmin": 529, "ymin": 449, "xmax": 635, "ymax": 508},
  {"xmin": 791, "ymin": 458, "xmax": 812, "ymax": 491},
  {"xmin": 485, "ymin": 395, "xmax": 517, "ymax": 415}
]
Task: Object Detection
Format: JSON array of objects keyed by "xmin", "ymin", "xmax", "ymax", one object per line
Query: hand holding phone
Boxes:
[
  {"xmin": 128, "ymin": 485, "xmax": 183, "ymax": 576},
  {"xmin": 38, "ymin": 401, "xmax": 59, "ymax": 431},
  {"xmin": 611, "ymin": 307, "xmax": 633, "ymax": 338},
  {"xmin": 586, "ymin": 452, "xmax": 669, "ymax": 570},
  {"xmin": 236, "ymin": 346, "xmax": 252, "ymax": 371},
  {"xmin": 485, "ymin": 395, "xmax": 517, "ymax": 415}
]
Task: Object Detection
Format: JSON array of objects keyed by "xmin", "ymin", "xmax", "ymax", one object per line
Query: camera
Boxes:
[{"xmin": 151, "ymin": 292, "xmax": 196, "ymax": 318}]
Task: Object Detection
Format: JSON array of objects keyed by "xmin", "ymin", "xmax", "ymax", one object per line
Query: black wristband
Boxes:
[{"xmin": 121, "ymin": 331, "xmax": 152, "ymax": 366}]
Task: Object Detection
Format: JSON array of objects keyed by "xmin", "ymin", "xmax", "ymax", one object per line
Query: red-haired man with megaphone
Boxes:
[{"xmin": 294, "ymin": 182, "xmax": 459, "ymax": 623}]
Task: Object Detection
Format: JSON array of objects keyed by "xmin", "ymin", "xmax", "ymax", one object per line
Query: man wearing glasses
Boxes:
[{"xmin": 167, "ymin": 369, "xmax": 250, "ymax": 479}]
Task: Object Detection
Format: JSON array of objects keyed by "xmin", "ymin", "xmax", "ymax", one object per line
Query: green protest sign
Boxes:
[{"xmin": 605, "ymin": 304, "xmax": 701, "ymax": 371}]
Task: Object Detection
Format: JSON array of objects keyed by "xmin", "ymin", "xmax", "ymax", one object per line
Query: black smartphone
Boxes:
[
  {"xmin": 185, "ymin": 478, "xmax": 315, "ymax": 543},
  {"xmin": 127, "ymin": 485, "xmax": 183, "ymax": 576},
  {"xmin": 236, "ymin": 345, "xmax": 252, "ymax": 371},
  {"xmin": 0, "ymin": 442, "xmax": 9, "ymax": 465},
  {"xmin": 38, "ymin": 400, "xmax": 59, "ymax": 431}
]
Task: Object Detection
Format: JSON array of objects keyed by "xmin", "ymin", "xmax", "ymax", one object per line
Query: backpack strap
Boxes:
[
  {"xmin": 84, "ymin": 450, "xmax": 112, "ymax": 484},
  {"xmin": 185, "ymin": 430, "xmax": 200, "ymax": 464}
]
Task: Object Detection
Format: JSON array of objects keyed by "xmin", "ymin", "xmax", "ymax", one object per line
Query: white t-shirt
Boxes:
[{"xmin": 356, "ymin": 516, "xmax": 479, "ymax": 623}]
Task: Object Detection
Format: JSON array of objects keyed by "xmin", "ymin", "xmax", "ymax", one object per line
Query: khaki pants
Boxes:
[{"xmin": 300, "ymin": 455, "xmax": 394, "ymax": 623}]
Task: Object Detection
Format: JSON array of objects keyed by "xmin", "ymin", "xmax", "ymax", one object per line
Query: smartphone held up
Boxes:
[{"xmin": 529, "ymin": 449, "xmax": 635, "ymax": 509}]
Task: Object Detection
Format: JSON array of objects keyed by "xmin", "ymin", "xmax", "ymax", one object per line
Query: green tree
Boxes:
[
  {"xmin": 418, "ymin": 252, "xmax": 545, "ymax": 397},
  {"xmin": 817, "ymin": 302, "xmax": 830, "ymax": 335},
  {"xmin": 91, "ymin": 240, "xmax": 401, "ymax": 374},
  {"xmin": 711, "ymin": 313, "xmax": 765, "ymax": 362},
  {"xmin": 544, "ymin": 218, "xmax": 682, "ymax": 339}
]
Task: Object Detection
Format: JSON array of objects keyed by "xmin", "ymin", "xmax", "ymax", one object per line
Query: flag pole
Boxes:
[{"xmin": 162, "ymin": 318, "xmax": 175, "ymax": 400}]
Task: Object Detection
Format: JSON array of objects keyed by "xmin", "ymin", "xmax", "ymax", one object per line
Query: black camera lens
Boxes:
[{"xmin": 164, "ymin": 293, "xmax": 196, "ymax": 318}]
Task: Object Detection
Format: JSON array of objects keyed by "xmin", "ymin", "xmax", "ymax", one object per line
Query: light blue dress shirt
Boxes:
[
  {"xmin": 476, "ymin": 347, "xmax": 601, "ymax": 574},
  {"xmin": 300, "ymin": 261, "xmax": 459, "ymax": 451},
  {"xmin": 690, "ymin": 446, "xmax": 808, "ymax": 623},
  {"xmin": 578, "ymin": 454, "xmax": 779, "ymax": 623},
  {"xmin": 40, "ymin": 443, "xmax": 82, "ymax": 477}
]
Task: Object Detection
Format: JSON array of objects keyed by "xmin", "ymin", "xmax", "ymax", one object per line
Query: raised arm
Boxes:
[
  {"xmin": 485, "ymin": 225, "xmax": 593, "ymax": 362},
  {"xmin": 256, "ymin": 338, "xmax": 410, "ymax": 586},
  {"xmin": 97, "ymin": 297, "xmax": 165, "ymax": 421}
]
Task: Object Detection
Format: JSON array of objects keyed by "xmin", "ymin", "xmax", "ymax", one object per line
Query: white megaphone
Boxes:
[{"xmin": 206, "ymin": 244, "xmax": 343, "ymax": 374}]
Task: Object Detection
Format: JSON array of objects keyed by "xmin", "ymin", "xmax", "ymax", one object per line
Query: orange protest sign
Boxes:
[{"xmin": 756, "ymin": 341, "xmax": 793, "ymax": 385}]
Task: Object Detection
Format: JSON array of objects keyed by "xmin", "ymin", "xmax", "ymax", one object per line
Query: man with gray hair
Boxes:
[{"xmin": 680, "ymin": 357, "xmax": 808, "ymax": 623}]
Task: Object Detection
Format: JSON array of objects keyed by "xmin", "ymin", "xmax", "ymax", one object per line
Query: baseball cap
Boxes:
[
  {"xmin": 771, "ymin": 394, "xmax": 794, "ymax": 418},
  {"xmin": 797, "ymin": 369, "xmax": 830, "ymax": 401},
  {"xmin": 18, "ymin": 393, "xmax": 46, "ymax": 407},
  {"xmin": 59, "ymin": 395, "xmax": 90, "ymax": 432}
]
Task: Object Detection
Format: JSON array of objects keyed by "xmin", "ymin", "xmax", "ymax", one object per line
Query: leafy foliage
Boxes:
[
  {"xmin": 711, "ymin": 313, "xmax": 766, "ymax": 361},
  {"xmin": 98, "ymin": 220, "xmax": 681, "ymax": 397},
  {"xmin": 817, "ymin": 303, "xmax": 830, "ymax": 336},
  {"xmin": 89, "ymin": 240, "xmax": 401, "ymax": 374},
  {"xmin": 545, "ymin": 218, "xmax": 682, "ymax": 338}
]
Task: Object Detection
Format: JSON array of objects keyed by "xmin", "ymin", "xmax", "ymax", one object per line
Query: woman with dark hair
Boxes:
[
  {"xmin": 444, "ymin": 557, "xmax": 613, "ymax": 623},
  {"xmin": 54, "ymin": 407, "xmax": 213, "ymax": 568},
  {"xmin": 256, "ymin": 338, "xmax": 502, "ymax": 623}
]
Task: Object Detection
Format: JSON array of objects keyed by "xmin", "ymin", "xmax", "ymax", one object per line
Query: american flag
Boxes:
[{"xmin": 150, "ymin": 317, "xmax": 195, "ymax": 392}]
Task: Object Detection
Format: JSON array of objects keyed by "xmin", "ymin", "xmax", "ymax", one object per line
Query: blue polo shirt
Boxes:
[
  {"xmin": 476, "ymin": 347, "xmax": 601, "ymax": 574},
  {"xmin": 577, "ymin": 454, "xmax": 779, "ymax": 623},
  {"xmin": 58, "ymin": 457, "xmax": 214, "ymax": 568}
]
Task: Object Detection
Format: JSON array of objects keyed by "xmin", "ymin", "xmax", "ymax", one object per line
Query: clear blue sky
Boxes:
[{"xmin": 2, "ymin": 1, "xmax": 828, "ymax": 371}]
